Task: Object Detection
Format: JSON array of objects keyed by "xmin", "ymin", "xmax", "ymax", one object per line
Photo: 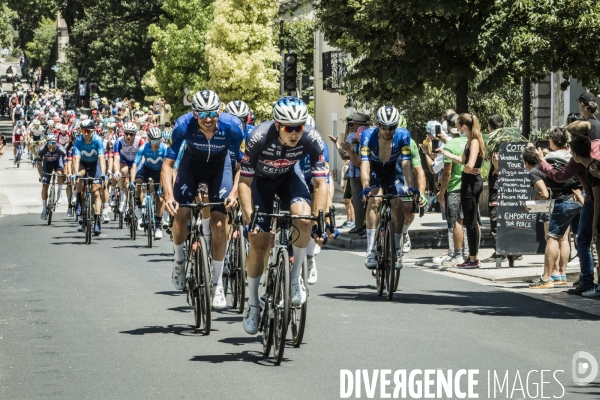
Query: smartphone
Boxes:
[
  {"xmin": 434, "ymin": 125, "xmax": 441, "ymax": 136},
  {"xmin": 535, "ymin": 140, "xmax": 550, "ymax": 150},
  {"xmin": 432, "ymin": 139, "xmax": 440, "ymax": 151}
]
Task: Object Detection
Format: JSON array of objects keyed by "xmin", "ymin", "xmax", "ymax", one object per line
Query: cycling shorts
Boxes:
[
  {"xmin": 368, "ymin": 162, "xmax": 409, "ymax": 196},
  {"xmin": 135, "ymin": 165, "xmax": 161, "ymax": 186},
  {"xmin": 42, "ymin": 161, "xmax": 64, "ymax": 184},
  {"xmin": 252, "ymin": 164, "xmax": 311, "ymax": 232},
  {"xmin": 174, "ymin": 153, "xmax": 232, "ymax": 214},
  {"xmin": 80, "ymin": 160, "xmax": 102, "ymax": 184},
  {"xmin": 120, "ymin": 158, "xmax": 134, "ymax": 168}
]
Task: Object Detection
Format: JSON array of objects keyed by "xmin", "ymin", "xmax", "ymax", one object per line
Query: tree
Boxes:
[
  {"xmin": 280, "ymin": 17, "xmax": 315, "ymax": 77},
  {"xmin": 0, "ymin": 6, "xmax": 17, "ymax": 49},
  {"xmin": 6, "ymin": 0, "xmax": 56, "ymax": 49},
  {"xmin": 148, "ymin": 0, "xmax": 215, "ymax": 116},
  {"xmin": 205, "ymin": 0, "xmax": 280, "ymax": 121},
  {"xmin": 25, "ymin": 17, "xmax": 57, "ymax": 69}
]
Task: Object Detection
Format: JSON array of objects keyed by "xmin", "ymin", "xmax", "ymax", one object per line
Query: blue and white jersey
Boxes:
[
  {"xmin": 299, "ymin": 141, "xmax": 330, "ymax": 184},
  {"xmin": 134, "ymin": 142, "xmax": 168, "ymax": 171},
  {"xmin": 113, "ymin": 135, "xmax": 145, "ymax": 163},
  {"xmin": 73, "ymin": 133, "xmax": 104, "ymax": 163},
  {"xmin": 360, "ymin": 127, "xmax": 412, "ymax": 166},
  {"xmin": 174, "ymin": 140, "xmax": 186, "ymax": 170},
  {"xmin": 229, "ymin": 124, "xmax": 254, "ymax": 166},
  {"xmin": 167, "ymin": 112, "xmax": 244, "ymax": 162}
]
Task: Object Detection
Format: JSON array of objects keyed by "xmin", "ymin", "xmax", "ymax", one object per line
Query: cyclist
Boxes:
[
  {"xmin": 71, "ymin": 119, "xmax": 108, "ymax": 236},
  {"xmin": 12, "ymin": 104, "xmax": 23, "ymax": 126},
  {"xmin": 28, "ymin": 119, "xmax": 45, "ymax": 161},
  {"xmin": 360, "ymin": 105, "xmax": 416, "ymax": 270},
  {"xmin": 113, "ymin": 122, "xmax": 145, "ymax": 213},
  {"xmin": 239, "ymin": 96, "xmax": 327, "ymax": 335},
  {"xmin": 163, "ymin": 90, "xmax": 243, "ymax": 310},
  {"xmin": 64, "ymin": 130, "xmax": 78, "ymax": 217},
  {"xmin": 12, "ymin": 120, "xmax": 26, "ymax": 164},
  {"xmin": 130, "ymin": 127, "xmax": 168, "ymax": 239},
  {"xmin": 37, "ymin": 133, "xmax": 67, "ymax": 219}
]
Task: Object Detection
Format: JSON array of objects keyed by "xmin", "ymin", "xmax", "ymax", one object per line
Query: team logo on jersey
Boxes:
[
  {"xmin": 262, "ymin": 159, "xmax": 297, "ymax": 168},
  {"xmin": 318, "ymin": 154, "xmax": 325, "ymax": 162},
  {"xmin": 324, "ymin": 162, "xmax": 330, "ymax": 173},
  {"xmin": 401, "ymin": 145, "xmax": 411, "ymax": 155},
  {"xmin": 360, "ymin": 146, "xmax": 370, "ymax": 156},
  {"xmin": 240, "ymin": 140, "xmax": 246, "ymax": 153}
]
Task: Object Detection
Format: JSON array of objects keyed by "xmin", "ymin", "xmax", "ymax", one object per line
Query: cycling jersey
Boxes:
[
  {"xmin": 134, "ymin": 142, "xmax": 168, "ymax": 171},
  {"xmin": 57, "ymin": 132, "xmax": 70, "ymax": 147},
  {"xmin": 38, "ymin": 142, "xmax": 67, "ymax": 164},
  {"xmin": 229, "ymin": 124, "xmax": 254, "ymax": 168},
  {"xmin": 360, "ymin": 127, "xmax": 412, "ymax": 166},
  {"xmin": 65, "ymin": 142, "xmax": 74, "ymax": 162},
  {"xmin": 73, "ymin": 133, "xmax": 104, "ymax": 163},
  {"xmin": 114, "ymin": 136, "xmax": 145, "ymax": 165},
  {"xmin": 241, "ymin": 121, "xmax": 327, "ymax": 180},
  {"xmin": 299, "ymin": 141, "xmax": 331, "ymax": 184},
  {"xmin": 174, "ymin": 140, "xmax": 186, "ymax": 170},
  {"xmin": 167, "ymin": 112, "xmax": 244, "ymax": 162},
  {"xmin": 30, "ymin": 126, "xmax": 44, "ymax": 141},
  {"xmin": 13, "ymin": 127, "xmax": 25, "ymax": 142}
]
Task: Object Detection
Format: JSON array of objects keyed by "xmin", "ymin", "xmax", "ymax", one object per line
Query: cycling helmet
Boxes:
[
  {"xmin": 273, "ymin": 96, "xmax": 308, "ymax": 125},
  {"xmin": 225, "ymin": 100, "xmax": 250, "ymax": 119},
  {"xmin": 142, "ymin": 106, "xmax": 149, "ymax": 113},
  {"xmin": 16, "ymin": 120, "xmax": 23, "ymax": 126},
  {"xmin": 148, "ymin": 127, "xmax": 162, "ymax": 141},
  {"xmin": 306, "ymin": 115, "xmax": 316, "ymax": 128},
  {"xmin": 46, "ymin": 133, "xmax": 57, "ymax": 142},
  {"xmin": 80, "ymin": 119, "xmax": 96, "ymax": 131},
  {"xmin": 376, "ymin": 105, "xmax": 400, "ymax": 127},
  {"xmin": 33, "ymin": 120, "xmax": 41, "ymax": 126},
  {"xmin": 162, "ymin": 130, "xmax": 172, "ymax": 142},
  {"xmin": 247, "ymin": 111, "xmax": 256, "ymax": 125},
  {"xmin": 47, "ymin": 120, "xmax": 55, "ymax": 127},
  {"xmin": 59, "ymin": 124, "xmax": 68, "ymax": 132},
  {"xmin": 123, "ymin": 122, "xmax": 137, "ymax": 134},
  {"xmin": 192, "ymin": 90, "xmax": 221, "ymax": 112},
  {"xmin": 397, "ymin": 115, "xmax": 407, "ymax": 128}
]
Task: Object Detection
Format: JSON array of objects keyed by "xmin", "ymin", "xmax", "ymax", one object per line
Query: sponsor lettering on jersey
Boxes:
[
  {"xmin": 262, "ymin": 159, "xmax": 297, "ymax": 169},
  {"xmin": 240, "ymin": 140, "xmax": 246, "ymax": 153},
  {"xmin": 401, "ymin": 145, "xmax": 411, "ymax": 155},
  {"xmin": 361, "ymin": 146, "xmax": 371, "ymax": 156}
]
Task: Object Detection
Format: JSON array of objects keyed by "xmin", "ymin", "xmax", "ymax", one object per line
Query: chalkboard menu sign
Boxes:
[{"xmin": 496, "ymin": 142, "xmax": 546, "ymax": 255}]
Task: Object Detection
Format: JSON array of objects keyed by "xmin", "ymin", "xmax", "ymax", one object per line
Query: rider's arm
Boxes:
[
  {"xmin": 161, "ymin": 158, "xmax": 175, "ymax": 200},
  {"xmin": 73, "ymin": 155, "xmax": 81, "ymax": 175},
  {"xmin": 98, "ymin": 154, "xmax": 106, "ymax": 175},
  {"xmin": 414, "ymin": 165, "xmax": 426, "ymax": 195},
  {"xmin": 360, "ymin": 160, "xmax": 371, "ymax": 190},
  {"xmin": 401, "ymin": 159, "xmax": 414, "ymax": 188},
  {"xmin": 312, "ymin": 177, "xmax": 328, "ymax": 217}
]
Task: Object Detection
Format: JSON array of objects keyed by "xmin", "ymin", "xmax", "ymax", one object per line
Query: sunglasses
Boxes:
[
  {"xmin": 195, "ymin": 111, "xmax": 218, "ymax": 120},
  {"xmin": 124, "ymin": 132, "xmax": 136, "ymax": 137},
  {"xmin": 47, "ymin": 141, "xmax": 56, "ymax": 146},
  {"xmin": 379, "ymin": 124, "xmax": 397, "ymax": 131},
  {"xmin": 280, "ymin": 124, "xmax": 304, "ymax": 133},
  {"xmin": 150, "ymin": 139, "xmax": 161, "ymax": 146},
  {"xmin": 81, "ymin": 129, "xmax": 93, "ymax": 134}
]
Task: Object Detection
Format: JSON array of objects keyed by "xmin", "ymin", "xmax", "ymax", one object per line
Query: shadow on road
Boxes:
[
  {"xmin": 167, "ymin": 306, "xmax": 191, "ymax": 313},
  {"xmin": 155, "ymin": 290, "xmax": 184, "ymax": 297},
  {"xmin": 218, "ymin": 336, "xmax": 259, "ymax": 346},
  {"xmin": 320, "ymin": 289, "xmax": 600, "ymax": 321},
  {"xmin": 189, "ymin": 350, "xmax": 287, "ymax": 366},
  {"xmin": 120, "ymin": 324, "xmax": 212, "ymax": 336}
]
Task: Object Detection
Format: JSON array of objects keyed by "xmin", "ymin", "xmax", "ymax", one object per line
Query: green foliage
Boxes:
[
  {"xmin": 25, "ymin": 17, "xmax": 57, "ymax": 69},
  {"xmin": 149, "ymin": 0, "xmax": 214, "ymax": 116},
  {"xmin": 280, "ymin": 17, "xmax": 314, "ymax": 76},
  {"xmin": 206, "ymin": 0, "xmax": 280, "ymax": 121},
  {"xmin": 56, "ymin": 58, "xmax": 79, "ymax": 92},
  {"xmin": 6, "ymin": 0, "xmax": 56, "ymax": 48},
  {"xmin": 0, "ymin": 5, "xmax": 17, "ymax": 49}
]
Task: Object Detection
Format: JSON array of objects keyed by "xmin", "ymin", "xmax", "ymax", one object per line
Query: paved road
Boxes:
[{"xmin": 1, "ymin": 212, "xmax": 599, "ymax": 399}]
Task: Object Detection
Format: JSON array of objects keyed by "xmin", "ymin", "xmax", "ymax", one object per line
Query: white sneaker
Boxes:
[
  {"xmin": 119, "ymin": 200, "xmax": 126, "ymax": 214},
  {"xmin": 290, "ymin": 276, "xmax": 307, "ymax": 306},
  {"xmin": 442, "ymin": 255, "xmax": 464, "ymax": 267},
  {"xmin": 307, "ymin": 256, "xmax": 317, "ymax": 285},
  {"xmin": 365, "ymin": 251, "xmax": 377, "ymax": 269},
  {"xmin": 102, "ymin": 210, "xmax": 110, "ymax": 223},
  {"xmin": 403, "ymin": 233, "xmax": 411, "ymax": 252},
  {"xmin": 395, "ymin": 250, "xmax": 404, "ymax": 270},
  {"xmin": 171, "ymin": 261, "xmax": 186, "ymax": 290},
  {"xmin": 154, "ymin": 228, "xmax": 163, "ymax": 240},
  {"xmin": 40, "ymin": 210, "xmax": 47, "ymax": 220},
  {"xmin": 243, "ymin": 305, "xmax": 261, "ymax": 335},
  {"xmin": 134, "ymin": 207, "xmax": 143, "ymax": 231},
  {"xmin": 582, "ymin": 285, "xmax": 600, "ymax": 298},
  {"xmin": 567, "ymin": 256, "xmax": 580, "ymax": 268},
  {"xmin": 314, "ymin": 243, "xmax": 321, "ymax": 255},
  {"xmin": 433, "ymin": 253, "xmax": 451, "ymax": 264},
  {"xmin": 211, "ymin": 284, "xmax": 227, "ymax": 309}
]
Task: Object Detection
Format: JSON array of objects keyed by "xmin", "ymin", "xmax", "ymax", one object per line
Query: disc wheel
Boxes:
[{"xmin": 273, "ymin": 249, "xmax": 290, "ymax": 365}]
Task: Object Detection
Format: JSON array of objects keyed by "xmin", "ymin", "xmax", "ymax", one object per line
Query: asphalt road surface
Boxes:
[{"xmin": 1, "ymin": 213, "xmax": 599, "ymax": 399}]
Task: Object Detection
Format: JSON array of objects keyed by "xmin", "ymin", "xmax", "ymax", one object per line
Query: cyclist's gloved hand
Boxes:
[
  {"xmin": 100, "ymin": 174, "xmax": 108, "ymax": 181},
  {"xmin": 244, "ymin": 224, "xmax": 264, "ymax": 239},
  {"xmin": 408, "ymin": 187, "xmax": 420, "ymax": 197},
  {"xmin": 70, "ymin": 174, "xmax": 78, "ymax": 182},
  {"xmin": 325, "ymin": 224, "xmax": 339, "ymax": 242},
  {"xmin": 360, "ymin": 187, "xmax": 371, "ymax": 201},
  {"xmin": 38, "ymin": 176, "xmax": 43, "ymax": 182},
  {"xmin": 129, "ymin": 182, "xmax": 135, "ymax": 190}
]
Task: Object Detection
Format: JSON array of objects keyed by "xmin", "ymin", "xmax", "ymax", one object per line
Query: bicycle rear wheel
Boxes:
[
  {"xmin": 291, "ymin": 256, "xmax": 307, "ymax": 347},
  {"xmin": 385, "ymin": 221, "xmax": 396, "ymax": 301},
  {"xmin": 273, "ymin": 249, "xmax": 290, "ymax": 364},
  {"xmin": 198, "ymin": 235, "xmax": 212, "ymax": 335},
  {"xmin": 146, "ymin": 198, "xmax": 153, "ymax": 248}
]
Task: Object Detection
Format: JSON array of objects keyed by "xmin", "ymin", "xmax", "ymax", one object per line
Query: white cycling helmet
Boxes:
[
  {"xmin": 123, "ymin": 122, "xmax": 138, "ymax": 134},
  {"xmin": 376, "ymin": 105, "xmax": 400, "ymax": 127},
  {"xmin": 46, "ymin": 133, "xmax": 57, "ymax": 142},
  {"xmin": 148, "ymin": 127, "xmax": 162, "ymax": 141},
  {"xmin": 225, "ymin": 100, "xmax": 250, "ymax": 119},
  {"xmin": 273, "ymin": 96, "xmax": 308, "ymax": 126},
  {"xmin": 306, "ymin": 114, "xmax": 316, "ymax": 128},
  {"xmin": 192, "ymin": 90, "xmax": 221, "ymax": 112}
]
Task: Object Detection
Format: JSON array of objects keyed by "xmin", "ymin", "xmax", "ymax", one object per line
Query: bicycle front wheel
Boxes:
[
  {"xmin": 235, "ymin": 226, "xmax": 247, "ymax": 314},
  {"xmin": 375, "ymin": 228, "xmax": 384, "ymax": 296},
  {"xmin": 146, "ymin": 198, "xmax": 153, "ymax": 248},
  {"xmin": 85, "ymin": 193, "xmax": 92, "ymax": 245},
  {"xmin": 190, "ymin": 238, "xmax": 201, "ymax": 329},
  {"xmin": 47, "ymin": 185, "xmax": 55, "ymax": 226},
  {"xmin": 198, "ymin": 235, "xmax": 212, "ymax": 335},
  {"xmin": 291, "ymin": 256, "xmax": 307, "ymax": 347},
  {"xmin": 273, "ymin": 249, "xmax": 290, "ymax": 364},
  {"xmin": 385, "ymin": 221, "xmax": 396, "ymax": 301}
]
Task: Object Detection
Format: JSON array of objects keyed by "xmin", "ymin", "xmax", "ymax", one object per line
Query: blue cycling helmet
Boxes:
[
  {"xmin": 161, "ymin": 130, "xmax": 172, "ymax": 142},
  {"xmin": 273, "ymin": 96, "xmax": 308, "ymax": 125}
]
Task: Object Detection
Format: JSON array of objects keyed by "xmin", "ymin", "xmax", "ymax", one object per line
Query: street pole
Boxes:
[
  {"xmin": 522, "ymin": 77, "xmax": 531, "ymax": 139},
  {"xmin": 279, "ymin": 20, "xmax": 284, "ymax": 96}
]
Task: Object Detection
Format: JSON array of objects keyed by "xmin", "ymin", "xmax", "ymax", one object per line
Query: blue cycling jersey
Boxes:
[
  {"xmin": 229, "ymin": 124, "xmax": 254, "ymax": 166},
  {"xmin": 134, "ymin": 142, "xmax": 168, "ymax": 171},
  {"xmin": 360, "ymin": 127, "xmax": 412, "ymax": 166},
  {"xmin": 174, "ymin": 140, "xmax": 186, "ymax": 170},
  {"xmin": 299, "ymin": 142, "xmax": 330, "ymax": 183},
  {"xmin": 73, "ymin": 133, "xmax": 105, "ymax": 163},
  {"xmin": 167, "ymin": 112, "xmax": 244, "ymax": 162}
]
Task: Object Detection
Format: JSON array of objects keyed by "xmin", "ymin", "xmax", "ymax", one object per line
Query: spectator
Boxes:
[
  {"xmin": 566, "ymin": 112, "xmax": 585, "ymax": 125},
  {"xmin": 341, "ymin": 160, "xmax": 355, "ymax": 228},
  {"xmin": 525, "ymin": 128, "xmax": 582, "ymax": 288},
  {"xmin": 78, "ymin": 80, "xmax": 87, "ymax": 107},
  {"xmin": 483, "ymin": 114, "xmax": 505, "ymax": 262},
  {"xmin": 160, "ymin": 104, "xmax": 172, "ymax": 127},
  {"xmin": 537, "ymin": 121, "xmax": 600, "ymax": 295},
  {"xmin": 577, "ymin": 93, "xmax": 600, "ymax": 140},
  {"xmin": 88, "ymin": 78, "xmax": 98, "ymax": 97},
  {"xmin": 569, "ymin": 135, "xmax": 600, "ymax": 297},
  {"xmin": 437, "ymin": 114, "xmax": 485, "ymax": 268}
]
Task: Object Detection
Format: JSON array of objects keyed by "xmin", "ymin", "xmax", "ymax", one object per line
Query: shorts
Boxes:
[
  {"xmin": 120, "ymin": 159, "xmax": 134, "ymax": 168},
  {"xmin": 343, "ymin": 180, "xmax": 352, "ymax": 199},
  {"xmin": 540, "ymin": 213, "xmax": 551, "ymax": 223},
  {"xmin": 368, "ymin": 162, "xmax": 408, "ymax": 196},
  {"xmin": 135, "ymin": 165, "xmax": 161, "ymax": 186},
  {"xmin": 252, "ymin": 164, "xmax": 311, "ymax": 232},
  {"xmin": 42, "ymin": 161, "xmax": 64, "ymax": 184},
  {"xmin": 174, "ymin": 152, "xmax": 232, "ymax": 214},
  {"xmin": 445, "ymin": 190, "xmax": 463, "ymax": 229},
  {"xmin": 80, "ymin": 160, "xmax": 102, "ymax": 184},
  {"xmin": 547, "ymin": 198, "xmax": 582, "ymax": 239}
]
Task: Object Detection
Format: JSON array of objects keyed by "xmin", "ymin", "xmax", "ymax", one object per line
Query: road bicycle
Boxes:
[
  {"xmin": 249, "ymin": 202, "xmax": 333, "ymax": 364},
  {"xmin": 14, "ymin": 142, "xmax": 22, "ymax": 168},
  {"xmin": 223, "ymin": 206, "xmax": 247, "ymax": 314},
  {"xmin": 43, "ymin": 172, "xmax": 59, "ymax": 226},
  {"xmin": 178, "ymin": 184, "xmax": 229, "ymax": 334},
  {"xmin": 126, "ymin": 186, "xmax": 137, "ymax": 241},
  {"xmin": 137, "ymin": 178, "xmax": 161, "ymax": 248},
  {"xmin": 111, "ymin": 177, "xmax": 127, "ymax": 229},
  {"xmin": 76, "ymin": 176, "xmax": 102, "ymax": 245}
]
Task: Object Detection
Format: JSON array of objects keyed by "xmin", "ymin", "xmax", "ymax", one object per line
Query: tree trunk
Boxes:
[{"xmin": 455, "ymin": 74, "xmax": 469, "ymax": 113}]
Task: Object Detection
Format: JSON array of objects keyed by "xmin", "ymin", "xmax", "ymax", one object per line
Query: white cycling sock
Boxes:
[
  {"xmin": 291, "ymin": 246, "xmax": 307, "ymax": 280},
  {"xmin": 366, "ymin": 229, "xmax": 375, "ymax": 253},
  {"xmin": 57, "ymin": 185, "xmax": 63, "ymax": 199},
  {"xmin": 201, "ymin": 218, "xmax": 211, "ymax": 236},
  {"xmin": 212, "ymin": 259, "xmax": 224, "ymax": 286},
  {"xmin": 102, "ymin": 202, "xmax": 109, "ymax": 211},
  {"xmin": 306, "ymin": 237, "xmax": 317, "ymax": 257},
  {"xmin": 402, "ymin": 225, "xmax": 409, "ymax": 235},
  {"xmin": 42, "ymin": 199, "xmax": 47, "ymax": 212},
  {"xmin": 247, "ymin": 276, "xmax": 261, "ymax": 307},
  {"xmin": 394, "ymin": 233, "xmax": 402, "ymax": 249},
  {"xmin": 174, "ymin": 243, "xmax": 185, "ymax": 262},
  {"xmin": 120, "ymin": 191, "xmax": 126, "ymax": 203}
]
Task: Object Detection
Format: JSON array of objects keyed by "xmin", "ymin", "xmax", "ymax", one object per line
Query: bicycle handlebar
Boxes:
[{"xmin": 249, "ymin": 205, "xmax": 326, "ymax": 236}]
